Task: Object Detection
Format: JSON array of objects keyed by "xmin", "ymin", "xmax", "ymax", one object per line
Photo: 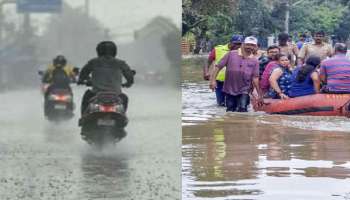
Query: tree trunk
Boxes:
[
  {"xmin": 284, "ymin": 1, "xmax": 290, "ymax": 33},
  {"xmin": 193, "ymin": 36, "xmax": 201, "ymax": 54}
]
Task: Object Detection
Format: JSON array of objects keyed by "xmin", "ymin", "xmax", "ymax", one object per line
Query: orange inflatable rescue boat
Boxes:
[{"xmin": 252, "ymin": 94, "xmax": 350, "ymax": 117}]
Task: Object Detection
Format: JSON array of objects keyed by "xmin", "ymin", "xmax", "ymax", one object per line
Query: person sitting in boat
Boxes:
[
  {"xmin": 288, "ymin": 56, "xmax": 321, "ymax": 97},
  {"xmin": 260, "ymin": 45, "xmax": 281, "ymax": 94},
  {"xmin": 320, "ymin": 43, "xmax": 350, "ymax": 94},
  {"xmin": 268, "ymin": 54, "xmax": 293, "ymax": 99}
]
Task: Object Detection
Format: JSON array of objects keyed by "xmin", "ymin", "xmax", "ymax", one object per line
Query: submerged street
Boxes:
[{"xmin": 182, "ymin": 82, "xmax": 350, "ymax": 200}]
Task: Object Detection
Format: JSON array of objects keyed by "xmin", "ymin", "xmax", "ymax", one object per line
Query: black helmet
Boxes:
[
  {"xmin": 96, "ymin": 41, "xmax": 117, "ymax": 57},
  {"xmin": 53, "ymin": 55, "xmax": 67, "ymax": 68}
]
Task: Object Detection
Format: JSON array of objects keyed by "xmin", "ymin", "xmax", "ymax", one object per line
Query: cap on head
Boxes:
[
  {"xmin": 244, "ymin": 36, "xmax": 258, "ymax": 45},
  {"xmin": 230, "ymin": 34, "xmax": 244, "ymax": 44},
  {"xmin": 96, "ymin": 41, "xmax": 117, "ymax": 57}
]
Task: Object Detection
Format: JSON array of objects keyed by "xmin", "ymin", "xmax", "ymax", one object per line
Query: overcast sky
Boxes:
[
  {"xmin": 2, "ymin": 0, "xmax": 181, "ymax": 42},
  {"xmin": 67, "ymin": 0, "xmax": 181, "ymax": 29},
  {"xmin": 67, "ymin": 0, "xmax": 181, "ymax": 41}
]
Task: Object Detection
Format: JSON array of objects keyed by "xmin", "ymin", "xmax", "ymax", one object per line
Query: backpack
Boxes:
[
  {"xmin": 51, "ymin": 68, "xmax": 71, "ymax": 88},
  {"xmin": 258, "ymin": 56, "xmax": 270, "ymax": 79}
]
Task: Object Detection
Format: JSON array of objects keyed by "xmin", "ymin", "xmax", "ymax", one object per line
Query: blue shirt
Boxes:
[
  {"xmin": 288, "ymin": 67, "xmax": 315, "ymax": 97},
  {"xmin": 268, "ymin": 66, "xmax": 292, "ymax": 99}
]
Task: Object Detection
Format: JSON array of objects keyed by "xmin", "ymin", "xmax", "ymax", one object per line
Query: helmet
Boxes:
[
  {"xmin": 96, "ymin": 41, "xmax": 117, "ymax": 57},
  {"xmin": 53, "ymin": 55, "xmax": 67, "ymax": 68}
]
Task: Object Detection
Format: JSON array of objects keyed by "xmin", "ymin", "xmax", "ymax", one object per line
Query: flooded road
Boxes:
[
  {"xmin": 0, "ymin": 84, "xmax": 180, "ymax": 200},
  {"xmin": 182, "ymin": 82, "xmax": 350, "ymax": 200}
]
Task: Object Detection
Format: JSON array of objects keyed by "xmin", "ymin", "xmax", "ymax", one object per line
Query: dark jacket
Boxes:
[{"xmin": 78, "ymin": 56, "xmax": 134, "ymax": 94}]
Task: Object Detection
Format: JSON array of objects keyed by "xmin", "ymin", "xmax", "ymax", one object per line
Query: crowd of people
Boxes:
[{"xmin": 204, "ymin": 31, "xmax": 350, "ymax": 112}]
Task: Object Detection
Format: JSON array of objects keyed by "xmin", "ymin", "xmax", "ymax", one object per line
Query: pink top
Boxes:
[
  {"xmin": 260, "ymin": 61, "xmax": 279, "ymax": 92},
  {"xmin": 208, "ymin": 49, "xmax": 216, "ymax": 62}
]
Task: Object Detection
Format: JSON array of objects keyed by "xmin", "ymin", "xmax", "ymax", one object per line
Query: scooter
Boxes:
[
  {"xmin": 78, "ymin": 71, "xmax": 135, "ymax": 147},
  {"xmin": 38, "ymin": 70, "xmax": 76, "ymax": 121},
  {"xmin": 44, "ymin": 88, "xmax": 74, "ymax": 121}
]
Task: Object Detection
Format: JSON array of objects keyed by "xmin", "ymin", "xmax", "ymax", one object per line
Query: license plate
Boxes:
[
  {"xmin": 54, "ymin": 104, "xmax": 66, "ymax": 110},
  {"xmin": 97, "ymin": 119, "xmax": 115, "ymax": 126}
]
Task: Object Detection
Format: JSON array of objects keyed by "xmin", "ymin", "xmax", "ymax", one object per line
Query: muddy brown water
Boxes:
[{"xmin": 182, "ymin": 82, "xmax": 350, "ymax": 200}]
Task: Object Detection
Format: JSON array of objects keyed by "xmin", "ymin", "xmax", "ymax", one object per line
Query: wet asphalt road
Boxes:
[{"xmin": 0, "ymin": 84, "xmax": 181, "ymax": 200}]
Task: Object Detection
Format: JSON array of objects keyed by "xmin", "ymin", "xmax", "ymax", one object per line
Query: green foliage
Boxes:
[
  {"xmin": 205, "ymin": 0, "xmax": 275, "ymax": 45},
  {"xmin": 334, "ymin": 2, "xmax": 350, "ymax": 41},
  {"xmin": 182, "ymin": 0, "xmax": 232, "ymax": 36},
  {"xmin": 289, "ymin": 2, "xmax": 314, "ymax": 33},
  {"xmin": 269, "ymin": 0, "xmax": 349, "ymax": 36},
  {"xmin": 270, "ymin": 1, "xmax": 287, "ymax": 32},
  {"xmin": 309, "ymin": 4, "xmax": 346, "ymax": 33},
  {"xmin": 233, "ymin": 0, "xmax": 274, "ymax": 36},
  {"xmin": 183, "ymin": 0, "xmax": 350, "ymax": 46},
  {"xmin": 206, "ymin": 12, "xmax": 235, "ymax": 44}
]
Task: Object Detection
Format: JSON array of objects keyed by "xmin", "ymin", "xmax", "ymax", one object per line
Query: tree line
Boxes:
[{"xmin": 183, "ymin": 0, "xmax": 350, "ymax": 51}]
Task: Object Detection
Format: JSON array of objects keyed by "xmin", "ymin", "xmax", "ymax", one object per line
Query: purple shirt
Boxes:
[
  {"xmin": 217, "ymin": 51, "xmax": 259, "ymax": 95},
  {"xmin": 320, "ymin": 54, "xmax": 350, "ymax": 92}
]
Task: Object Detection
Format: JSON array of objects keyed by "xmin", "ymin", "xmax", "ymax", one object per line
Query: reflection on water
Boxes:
[
  {"xmin": 182, "ymin": 82, "xmax": 350, "ymax": 200},
  {"xmin": 182, "ymin": 83, "xmax": 225, "ymax": 124},
  {"xmin": 79, "ymin": 153, "xmax": 130, "ymax": 199}
]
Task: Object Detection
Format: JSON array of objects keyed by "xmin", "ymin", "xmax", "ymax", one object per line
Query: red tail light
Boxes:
[
  {"xmin": 49, "ymin": 94, "xmax": 71, "ymax": 102},
  {"xmin": 56, "ymin": 95, "xmax": 66, "ymax": 101},
  {"xmin": 99, "ymin": 105, "xmax": 116, "ymax": 112}
]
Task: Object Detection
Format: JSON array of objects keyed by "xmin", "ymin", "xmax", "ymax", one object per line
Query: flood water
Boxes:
[
  {"xmin": 182, "ymin": 82, "xmax": 350, "ymax": 200},
  {"xmin": 0, "ymin": 84, "xmax": 180, "ymax": 200}
]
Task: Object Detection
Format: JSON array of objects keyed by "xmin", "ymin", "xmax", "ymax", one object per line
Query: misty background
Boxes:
[
  {"xmin": 0, "ymin": 0, "xmax": 181, "ymax": 89},
  {"xmin": 0, "ymin": 1, "xmax": 182, "ymax": 199}
]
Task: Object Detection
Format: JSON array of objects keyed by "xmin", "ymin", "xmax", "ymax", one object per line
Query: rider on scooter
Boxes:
[
  {"xmin": 42, "ymin": 55, "xmax": 78, "ymax": 117},
  {"xmin": 78, "ymin": 41, "xmax": 135, "ymax": 115},
  {"xmin": 42, "ymin": 55, "xmax": 77, "ymax": 95}
]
